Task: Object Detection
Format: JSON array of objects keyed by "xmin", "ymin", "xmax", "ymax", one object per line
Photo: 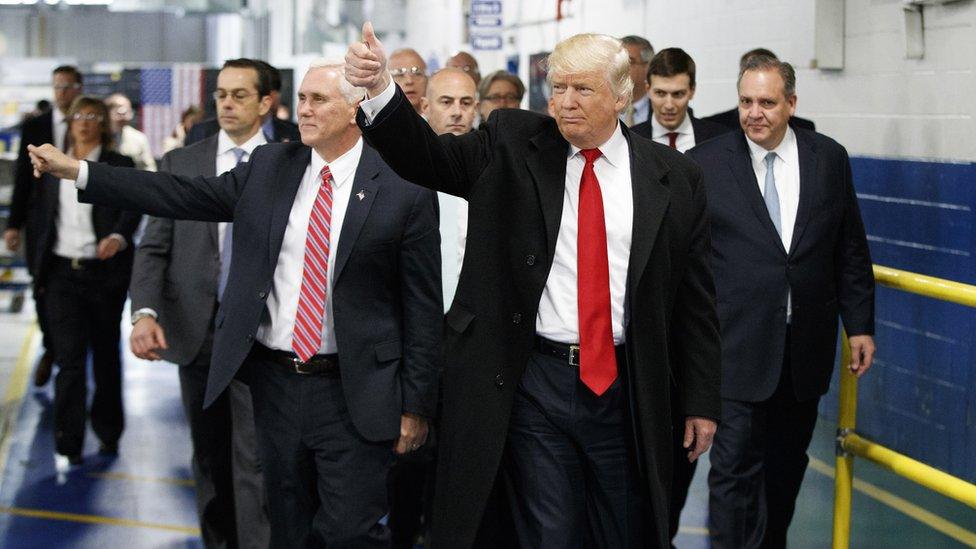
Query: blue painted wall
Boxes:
[{"xmin": 820, "ymin": 156, "xmax": 976, "ymax": 483}]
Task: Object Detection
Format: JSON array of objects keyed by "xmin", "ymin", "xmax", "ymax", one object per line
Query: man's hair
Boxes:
[
  {"xmin": 545, "ymin": 34, "xmax": 633, "ymax": 106},
  {"xmin": 307, "ymin": 59, "xmax": 366, "ymax": 105},
  {"xmin": 221, "ymin": 58, "xmax": 272, "ymax": 97},
  {"xmin": 620, "ymin": 35, "xmax": 655, "ymax": 63},
  {"xmin": 739, "ymin": 48, "xmax": 778, "ymax": 69},
  {"xmin": 738, "ymin": 54, "xmax": 796, "ymax": 98},
  {"xmin": 256, "ymin": 60, "xmax": 283, "ymax": 92},
  {"xmin": 647, "ymin": 48, "xmax": 696, "ymax": 88},
  {"xmin": 66, "ymin": 96, "xmax": 113, "ymax": 148},
  {"xmin": 477, "ymin": 70, "xmax": 525, "ymax": 101},
  {"xmin": 53, "ymin": 65, "xmax": 82, "ymax": 85}
]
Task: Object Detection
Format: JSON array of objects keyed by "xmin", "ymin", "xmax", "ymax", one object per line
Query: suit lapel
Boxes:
[
  {"xmin": 788, "ymin": 131, "xmax": 819, "ymax": 256},
  {"xmin": 267, "ymin": 146, "xmax": 312, "ymax": 272},
  {"xmin": 333, "ymin": 145, "xmax": 381, "ymax": 284},
  {"xmin": 200, "ymin": 136, "xmax": 220, "ymax": 247},
  {"xmin": 624, "ymin": 128, "xmax": 671, "ymax": 296},
  {"xmin": 727, "ymin": 134, "xmax": 786, "ymax": 255},
  {"xmin": 525, "ymin": 129, "xmax": 569, "ymax": 263}
]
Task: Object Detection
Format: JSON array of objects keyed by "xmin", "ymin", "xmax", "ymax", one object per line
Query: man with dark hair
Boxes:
[
  {"xmin": 688, "ymin": 54, "xmax": 875, "ymax": 548},
  {"xmin": 4, "ymin": 65, "xmax": 84, "ymax": 389},
  {"xmin": 619, "ymin": 35, "xmax": 654, "ymax": 126},
  {"xmin": 703, "ymin": 48, "xmax": 817, "ymax": 131},
  {"xmin": 186, "ymin": 59, "xmax": 301, "ymax": 146},
  {"xmin": 128, "ymin": 57, "xmax": 274, "ymax": 549}
]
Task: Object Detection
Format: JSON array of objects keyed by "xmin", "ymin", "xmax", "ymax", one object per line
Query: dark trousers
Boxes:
[
  {"xmin": 707, "ymin": 350, "xmax": 820, "ymax": 549},
  {"xmin": 668, "ymin": 423, "xmax": 698, "ymax": 546},
  {"xmin": 33, "ymin": 285, "xmax": 55, "ymax": 356},
  {"xmin": 388, "ymin": 459, "xmax": 433, "ymax": 549},
  {"xmin": 45, "ymin": 257, "xmax": 128, "ymax": 456},
  {"xmin": 178, "ymin": 326, "xmax": 238, "ymax": 549},
  {"xmin": 505, "ymin": 349, "xmax": 645, "ymax": 548},
  {"xmin": 247, "ymin": 352, "xmax": 393, "ymax": 549}
]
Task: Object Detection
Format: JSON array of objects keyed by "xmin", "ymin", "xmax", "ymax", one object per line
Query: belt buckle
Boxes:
[
  {"xmin": 291, "ymin": 356, "xmax": 313, "ymax": 375},
  {"xmin": 568, "ymin": 345, "xmax": 580, "ymax": 367},
  {"xmin": 70, "ymin": 257, "xmax": 83, "ymax": 270}
]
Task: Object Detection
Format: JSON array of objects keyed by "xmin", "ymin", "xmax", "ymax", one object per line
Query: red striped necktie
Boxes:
[
  {"xmin": 292, "ymin": 164, "xmax": 334, "ymax": 362},
  {"xmin": 577, "ymin": 148, "xmax": 617, "ymax": 395}
]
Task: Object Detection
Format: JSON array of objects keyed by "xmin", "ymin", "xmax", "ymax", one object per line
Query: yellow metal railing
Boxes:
[{"xmin": 833, "ymin": 265, "xmax": 976, "ymax": 548}]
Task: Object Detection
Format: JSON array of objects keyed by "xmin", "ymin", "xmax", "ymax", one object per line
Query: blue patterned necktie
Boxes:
[
  {"xmin": 763, "ymin": 152, "xmax": 782, "ymax": 237},
  {"xmin": 218, "ymin": 148, "xmax": 246, "ymax": 300}
]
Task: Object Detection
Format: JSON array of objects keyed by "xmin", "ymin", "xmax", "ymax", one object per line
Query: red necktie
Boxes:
[
  {"xmin": 667, "ymin": 132, "xmax": 679, "ymax": 150},
  {"xmin": 577, "ymin": 148, "xmax": 617, "ymax": 396},
  {"xmin": 292, "ymin": 165, "xmax": 334, "ymax": 362}
]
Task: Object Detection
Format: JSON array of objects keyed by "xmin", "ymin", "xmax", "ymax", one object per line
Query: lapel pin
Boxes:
[{"xmin": 357, "ymin": 190, "xmax": 366, "ymax": 201}]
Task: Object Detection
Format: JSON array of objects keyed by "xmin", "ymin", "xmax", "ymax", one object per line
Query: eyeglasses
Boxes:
[
  {"xmin": 390, "ymin": 67, "xmax": 427, "ymax": 80},
  {"xmin": 482, "ymin": 94, "xmax": 521, "ymax": 104},
  {"xmin": 54, "ymin": 84, "xmax": 81, "ymax": 91},
  {"xmin": 70, "ymin": 113, "xmax": 104, "ymax": 122},
  {"xmin": 212, "ymin": 90, "xmax": 259, "ymax": 103}
]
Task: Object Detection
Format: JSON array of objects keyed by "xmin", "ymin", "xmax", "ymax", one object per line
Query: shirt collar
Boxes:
[
  {"xmin": 53, "ymin": 108, "xmax": 66, "ymax": 126},
  {"xmin": 633, "ymin": 95, "xmax": 649, "ymax": 113},
  {"xmin": 217, "ymin": 129, "xmax": 268, "ymax": 158},
  {"xmin": 650, "ymin": 111, "xmax": 693, "ymax": 139},
  {"xmin": 68, "ymin": 144, "xmax": 101, "ymax": 162},
  {"xmin": 311, "ymin": 137, "xmax": 363, "ymax": 189},
  {"xmin": 568, "ymin": 121, "xmax": 628, "ymax": 168},
  {"xmin": 746, "ymin": 126, "xmax": 796, "ymax": 165}
]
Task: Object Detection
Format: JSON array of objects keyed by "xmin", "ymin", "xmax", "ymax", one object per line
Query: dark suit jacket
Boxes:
[
  {"xmin": 80, "ymin": 141, "xmax": 443, "ymax": 442},
  {"xmin": 31, "ymin": 149, "xmax": 140, "ymax": 288},
  {"xmin": 184, "ymin": 117, "xmax": 300, "ymax": 146},
  {"xmin": 128, "ymin": 135, "xmax": 221, "ymax": 365},
  {"xmin": 687, "ymin": 130, "xmax": 873, "ymax": 403},
  {"xmin": 702, "ymin": 107, "xmax": 816, "ymax": 132},
  {"xmin": 7, "ymin": 111, "xmax": 54, "ymax": 274},
  {"xmin": 358, "ymin": 86, "xmax": 721, "ymax": 549},
  {"xmin": 630, "ymin": 115, "xmax": 731, "ymax": 148}
]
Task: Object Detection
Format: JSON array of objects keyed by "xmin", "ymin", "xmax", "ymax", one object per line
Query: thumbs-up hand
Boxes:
[{"xmin": 345, "ymin": 21, "xmax": 390, "ymax": 97}]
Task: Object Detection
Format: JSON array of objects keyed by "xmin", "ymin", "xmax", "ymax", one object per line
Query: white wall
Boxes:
[{"xmin": 405, "ymin": 0, "xmax": 976, "ymax": 163}]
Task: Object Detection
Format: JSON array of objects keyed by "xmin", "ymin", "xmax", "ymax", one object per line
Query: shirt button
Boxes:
[
  {"xmin": 494, "ymin": 373, "xmax": 505, "ymax": 388},
  {"xmin": 525, "ymin": 254, "xmax": 536, "ymax": 266},
  {"xmin": 511, "ymin": 313, "xmax": 521, "ymax": 324}
]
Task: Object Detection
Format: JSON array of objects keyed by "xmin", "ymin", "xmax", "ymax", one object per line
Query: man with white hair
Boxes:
[
  {"xmin": 27, "ymin": 60, "xmax": 443, "ymax": 548},
  {"xmin": 346, "ymin": 24, "xmax": 721, "ymax": 548}
]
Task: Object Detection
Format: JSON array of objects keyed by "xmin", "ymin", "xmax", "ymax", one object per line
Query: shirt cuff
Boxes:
[
  {"xmin": 360, "ymin": 80, "xmax": 396, "ymax": 124},
  {"xmin": 132, "ymin": 307, "xmax": 158, "ymax": 320},
  {"xmin": 74, "ymin": 160, "xmax": 90, "ymax": 190},
  {"xmin": 107, "ymin": 233, "xmax": 128, "ymax": 250}
]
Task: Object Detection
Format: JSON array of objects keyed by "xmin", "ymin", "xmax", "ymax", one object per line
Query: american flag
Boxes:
[{"xmin": 140, "ymin": 65, "xmax": 203, "ymax": 157}]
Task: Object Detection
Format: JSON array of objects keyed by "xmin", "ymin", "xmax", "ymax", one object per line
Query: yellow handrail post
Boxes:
[{"xmin": 833, "ymin": 331, "xmax": 856, "ymax": 549}]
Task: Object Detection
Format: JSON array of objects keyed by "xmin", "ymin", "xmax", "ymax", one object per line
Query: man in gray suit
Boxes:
[{"xmin": 128, "ymin": 58, "xmax": 272, "ymax": 549}]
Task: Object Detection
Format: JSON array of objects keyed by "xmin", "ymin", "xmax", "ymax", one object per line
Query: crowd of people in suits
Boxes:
[{"xmin": 10, "ymin": 21, "xmax": 876, "ymax": 549}]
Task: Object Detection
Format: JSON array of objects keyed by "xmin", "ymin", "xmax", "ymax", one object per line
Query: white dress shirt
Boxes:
[
  {"xmin": 362, "ymin": 80, "xmax": 634, "ymax": 345},
  {"xmin": 54, "ymin": 145, "xmax": 103, "ymax": 259},
  {"xmin": 215, "ymin": 129, "xmax": 267, "ymax": 256},
  {"xmin": 255, "ymin": 137, "xmax": 363, "ymax": 354},
  {"xmin": 52, "ymin": 108, "xmax": 68, "ymax": 152},
  {"xmin": 116, "ymin": 125, "xmax": 158, "ymax": 172},
  {"xmin": 650, "ymin": 113, "xmax": 696, "ymax": 153},
  {"xmin": 746, "ymin": 127, "xmax": 800, "ymax": 321}
]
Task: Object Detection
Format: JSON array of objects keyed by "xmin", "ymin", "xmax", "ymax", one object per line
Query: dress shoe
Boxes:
[
  {"xmin": 98, "ymin": 442, "xmax": 119, "ymax": 456},
  {"xmin": 33, "ymin": 351, "xmax": 54, "ymax": 387}
]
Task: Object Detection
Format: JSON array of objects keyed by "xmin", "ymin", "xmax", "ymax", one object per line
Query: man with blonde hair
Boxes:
[{"xmin": 346, "ymin": 24, "xmax": 721, "ymax": 548}]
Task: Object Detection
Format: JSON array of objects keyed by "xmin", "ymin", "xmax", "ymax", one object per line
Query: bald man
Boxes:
[
  {"xmin": 422, "ymin": 68, "xmax": 478, "ymax": 136},
  {"xmin": 388, "ymin": 48, "xmax": 428, "ymax": 114},
  {"xmin": 445, "ymin": 51, "xmax": 481, "ymax": 85}
]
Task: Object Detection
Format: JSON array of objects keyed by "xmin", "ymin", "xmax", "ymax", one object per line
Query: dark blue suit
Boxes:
[{"xmin": 79, "ymin": 141, "xmax": 443, "ymax": 546}]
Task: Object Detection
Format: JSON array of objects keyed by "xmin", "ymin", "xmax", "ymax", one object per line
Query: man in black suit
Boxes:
[
  {"xmin": 28, "ymin": 96, "xmax": 141, "ymax": 466},
  {"xmin": 687, "ymin": 54, "xmax": 875, "ymax": 548},
  {"xmin": 347, "ymin": 24, "xmax": 721, "ymax": 548},
  {"xmin": 4, "ymin": 65, "xmax": 84, "ymax": 388},
  {"xmin": 128, "ymin": 58, "xmax": 274, "ymax": 549},
  {"xmin": 29, "ymin": 60, "xmax": 442, "ymax": 548},
  {"xmin": 185, "ymin": 60, "xmax": 300, "ymax": 146},
  {"xmin": 630, "ymin": 47, "xmax": 729, "ymax": 545},
  {"xmin": 703, "ymin": 48, "xmax": 817, "ymax": 132}
]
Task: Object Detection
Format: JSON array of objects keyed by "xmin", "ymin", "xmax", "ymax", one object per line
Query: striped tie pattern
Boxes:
[{"xmin": 292, "ymin": 165, "xmax": 334, "ymax": 362}]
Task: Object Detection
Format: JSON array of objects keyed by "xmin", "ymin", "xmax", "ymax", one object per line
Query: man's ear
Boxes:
[
  {"xmin": 420, "ymin": 96, "xmax": 430, "ymax": 116},
  {"xmin": 258, "ymin": 95, "xmax": 273, "ymax": 118}
]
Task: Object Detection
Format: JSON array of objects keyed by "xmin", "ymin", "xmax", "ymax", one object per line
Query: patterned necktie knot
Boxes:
[
  {"xmin": 580, "ymin": 148, "xmax": 602, "ymax": 165},
  {"xmin": 232, "ymin": 148, "xmax": 246, "ymax": 165},
  {"xmin": 319, "ymin": 164, "xmax": 332, "ymax": 184}
]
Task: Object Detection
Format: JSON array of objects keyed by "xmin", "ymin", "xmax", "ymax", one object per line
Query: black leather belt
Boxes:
[
  {"xmin": 54, "ymin": 256, "xmax": 101, "ymax": 271},
  {"xmin": 253, "ymin": 343, "xmax": 340, "ymax": 376},
  {"xmin": 535, "ymin": 337, "xmax": 625, "ymax": 367}
]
